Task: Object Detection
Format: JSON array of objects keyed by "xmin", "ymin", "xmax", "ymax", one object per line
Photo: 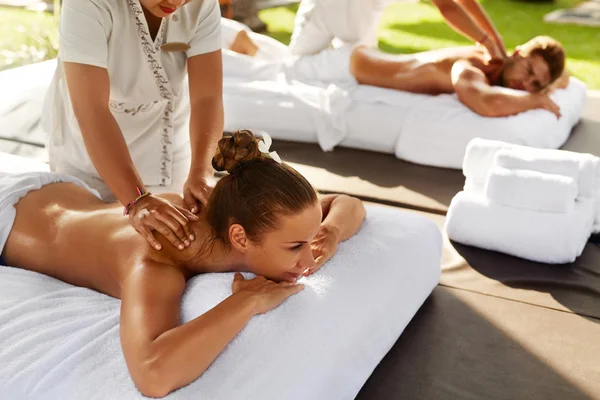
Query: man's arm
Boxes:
[{"xmin": 451, "ymin": 60, "xmax": 561, "ymax": 118}]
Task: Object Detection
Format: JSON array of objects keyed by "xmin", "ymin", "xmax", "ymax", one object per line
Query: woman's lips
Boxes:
[
  {"xmin": 160, "ymin": 6, "xmax": 176, "ymax": 14},
  {"xmin": 284, "ymin": 272, "xmax": 302, "ymax": 281}
]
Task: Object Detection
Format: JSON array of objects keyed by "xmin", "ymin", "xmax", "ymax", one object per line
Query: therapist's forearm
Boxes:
[
  {"xmin": 456, "ymin": 0, "xmax": 504, "ymax": 49},
  {"xmin": 431, "ymin": 0, "xmax": 488, "ymax": 43},
  {"xmin": 76, "ymin": 108, "xmax": 145, "ymax": 205},
  {"xmin": 189, "ymin": 96, "xmax": 224, "ymax": 174}
]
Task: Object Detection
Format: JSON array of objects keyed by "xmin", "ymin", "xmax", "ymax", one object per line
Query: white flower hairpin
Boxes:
[{"xmin": 258, "ymin": 132, "xmax": 282, "ymax": 164}]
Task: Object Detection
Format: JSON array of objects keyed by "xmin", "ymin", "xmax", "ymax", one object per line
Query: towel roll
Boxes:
[
  {"xmin": 445, "ymin": 191, "xmax": 594, "ymax": 264},
  {"xmin": 495, "ymin": 148, "xmax": 600, "ymax": 198},
  {"xmin": 578, "ymin": 154, "xmax": 600, "ymax": 198},
  {"xmin": 484, "ymin": 167, "xmax": 578, "ymax": 213},
  {"xmin": 462, "ymin": 138, "xmax": 513, "ymax": 181}
]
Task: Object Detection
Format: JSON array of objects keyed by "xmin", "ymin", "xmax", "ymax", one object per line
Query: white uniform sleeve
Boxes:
[
  {"xmin": 59, "ymin": 0, "xmax": 111, "ymax": 68},
  {"xmin": 187, "ymin": 0, "xmax": 222, "ymax": 58}
]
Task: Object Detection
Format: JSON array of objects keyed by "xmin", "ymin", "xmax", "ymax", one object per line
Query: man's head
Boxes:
[
  {"xmin": 206, "ymin": 130, "xmax": 320, "ymax": 283},
  {"xmin": 502, "ymin": 36, "xmax": 565, "ymax": 93}
]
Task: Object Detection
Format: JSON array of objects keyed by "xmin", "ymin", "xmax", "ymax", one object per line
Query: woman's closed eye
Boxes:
[{"xmin": 289, "ymin": 243, "xmax": 304, "ymax": 252}]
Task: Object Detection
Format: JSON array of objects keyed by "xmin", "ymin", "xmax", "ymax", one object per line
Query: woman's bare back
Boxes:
[{"xmin": 2, "ymin": 182, "xmax": 182, "ymax": 298}]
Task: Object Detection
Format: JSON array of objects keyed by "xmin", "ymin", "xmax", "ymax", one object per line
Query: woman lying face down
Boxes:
[{"xmin": 2, "ymin": 129, "xmax": 366, "ymax": 397}]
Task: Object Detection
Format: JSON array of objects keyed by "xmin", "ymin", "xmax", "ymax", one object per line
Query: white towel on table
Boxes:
[
  {"xmin": 445, "ymin": 191, "xmax": 594, "ymax": 264},
  {"xmin": 464, "ymin": 139, "xmax": 600, "ymax": 196},
  {"xmin": 462, "ymin": 138, "xmax": 600, "ymax": 233},
  {"xmin": 484, "ymin": 166, "xmax": 578, "ymax": 213},
  {"xmin": 462, "ymin": 138, "xmax": 515, "ymax": 184},
  {"xmin": 495, "ymin": 148, "xmax": 598, "ymax": 198},
  {"xmin": 0, "ymin": 172, "xmax": 100, "ymax": 253}
]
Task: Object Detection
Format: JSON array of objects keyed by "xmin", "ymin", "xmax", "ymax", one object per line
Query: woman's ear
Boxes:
[{"xmin": 229, "ymin": 224, "xmax": 249, "ymax": 252}]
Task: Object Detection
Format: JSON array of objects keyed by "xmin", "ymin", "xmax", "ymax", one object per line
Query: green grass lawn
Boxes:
[
  {"xmin": 260, "ymin": 0, "xmax": 600, "ymax": 89},
  {"xmin": 1, "ymin": 0, "xmax": 598, "ymax": 88},
  {"xmin": 0, "ymin": 7, "xmax": 58, "ymax": 70}
]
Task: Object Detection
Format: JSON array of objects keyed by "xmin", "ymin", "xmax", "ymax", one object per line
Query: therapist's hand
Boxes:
[
  {"xmin": 481, "ymin": 35, "xmax": 507, "ymax": 62},
  {"xmin": 183, "ymin": 172, "xmax": 216, "ymax": 214},
  {"xmin": 128, "ymin": 195, "xmax": 199, "ymax": 251}
]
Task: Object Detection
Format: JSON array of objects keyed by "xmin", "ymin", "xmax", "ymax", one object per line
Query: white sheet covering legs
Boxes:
[
  {"xmin": 288, "ymin": 0, "xmax": 394, "ymax": 55},
  {"xmin": 0, "ymin": 172, "xmax": 100, "ymax": 253}
]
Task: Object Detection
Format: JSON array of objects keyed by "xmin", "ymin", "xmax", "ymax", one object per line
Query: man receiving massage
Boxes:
[
  {"xmin": 0, "ymin": 130, "xmax": 366, "ymax": 397},
  {"xmin": 223, "ymin": 19, "xmax": 568, "ymax": 119}
]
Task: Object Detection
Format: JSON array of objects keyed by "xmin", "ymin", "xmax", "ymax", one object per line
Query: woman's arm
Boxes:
[
  {"xmin": 306, "ymin": 194, "xmax": 366, "ymax": 275},
  {"xmin": 187, "ymin": 50, "xmax": 224, "ymax": 176},
  {"xmin": 184, "ymin": 50, "xmax": 225, "ymax": 212},
  {"xmin": 63, "ymin": 63, "xmax": 145, "ymax": 206},
  {"xmin": 120, "ymin": 263, "xmax": 303, "ymax": 398},
  {"xmin": 120, "ymin": 264, "xmax": 254, "ymax": 398},
  {"xmin": 319, "ymin": 194, "xmax": 366, "ymax": 243},
  {"xmin": 455, "ymin": 0, "xmax": 506, "ymax": 57}
]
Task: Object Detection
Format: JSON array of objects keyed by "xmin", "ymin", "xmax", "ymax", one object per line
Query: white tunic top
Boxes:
[{"xmin": 43, "ymin": 0, "xmax": 221, "ymax": 188}]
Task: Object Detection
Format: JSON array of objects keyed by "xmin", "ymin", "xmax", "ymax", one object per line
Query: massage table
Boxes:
[
  {"xmin": 216, "ymin": 21, "xmax": 589, "ymax": 169},
  {"xmin": 2, "ymin": 58, "xmax": 600, "ymax": 399},
  {"xmin": 0, "ymin": 152, "xmax": 443, "ymax": 399},
  {"xmin": 0, "ymin": 49, "xmax": 589, "ymax": 171}
]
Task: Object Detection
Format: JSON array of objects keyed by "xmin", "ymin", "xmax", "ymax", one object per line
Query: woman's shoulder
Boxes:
[
  {"xmin": 62, "ymin": 0, "xmax": 124, "ymax": 13},
  {"xmin": 177, "ymin": 0, "xmax": 220, "ymax": 25},
  {"xmin": 60, "ymin": 0, "xmax": 123, "ymax": 27}
]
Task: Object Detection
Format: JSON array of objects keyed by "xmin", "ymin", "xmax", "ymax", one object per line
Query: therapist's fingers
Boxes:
[
  {"xmin": 139, "ymin": 226, "xmax": 162, "ymax": 251},
  {"xmin": 167, "ymin": 206, "xmax": 197, "ymax": 242},
  {"xmin": 183, "ymin": 187, "xmax": 202, "ymax": 214},
  {"xmin": 174, "ymin": 206, "xmax": 199, "ymax": 239},
  {"xmin": 147, "ymin": 218, "xmax": 186, "ymax": 250},
  {"xmin": 154, "ymin": 212, "xmax": 189, "ymax": 248},
  {"xmin": 175, "ymin": 205, "xmax": 200, "ymax": 221}
]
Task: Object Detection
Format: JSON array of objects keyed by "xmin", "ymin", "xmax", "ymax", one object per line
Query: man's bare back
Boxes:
[
  {"xmin": 348, "ymin": 36, "xmax": 566, "ymax": 118},
  {"xmin": 350, "ymin": 45, "xmax": 500, "ymax": 95}
]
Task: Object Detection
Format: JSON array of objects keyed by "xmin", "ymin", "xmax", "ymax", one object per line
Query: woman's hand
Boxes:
[
  {"xmin": 231, "ymin": 273, "xmax": 304, "ymax": 315},
  {"xmin": 183, "ymin": 171, "xmax": 216, "ymax": 214},
  {"xmin": 128, "ymin": 195, "xmax": 199, "ymax": 250},
  {"xmin": 304, "ymin": 225, "xmax": 340, "ymax": 276}
]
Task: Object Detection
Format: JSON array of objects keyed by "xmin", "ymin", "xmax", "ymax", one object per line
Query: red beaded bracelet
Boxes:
[{"xmin": 123, "ymin": 187, "xmax": 151, "ymax": 216}]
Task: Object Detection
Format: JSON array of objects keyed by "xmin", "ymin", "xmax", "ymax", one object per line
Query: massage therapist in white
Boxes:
[{"xmin": 42, "ymin": 0, "xmax": 224, "ymax": 252}]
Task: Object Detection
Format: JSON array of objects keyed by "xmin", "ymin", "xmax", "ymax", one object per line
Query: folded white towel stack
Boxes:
[
  {"xmin": 447, "ymin": 138, "xmax": 600, "ymax": 263},
  {"xmin": 484, "ymin": 167, "xmax": 578, "ymax": 213},
  {"xmin": 446, "ymin": 192, "xmax": 593, "ymax": 264},
  {"xmin": 462, "ymin": 139, "xmax": 600, "ymax": 230}
]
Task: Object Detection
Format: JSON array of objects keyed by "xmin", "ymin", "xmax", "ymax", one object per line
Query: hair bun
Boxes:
[{"xmin": 212, "ymin": 130, "xmax": 263, "ymax": 173}]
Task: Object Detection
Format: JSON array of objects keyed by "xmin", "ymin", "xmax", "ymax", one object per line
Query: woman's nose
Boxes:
[
  {"xmin": 299, "ymin": 248, "xmax": 316, "ymax": 270},
  {"xmin": 166, "ymin": 0, "xmax": 186, "ymax": 7}
]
